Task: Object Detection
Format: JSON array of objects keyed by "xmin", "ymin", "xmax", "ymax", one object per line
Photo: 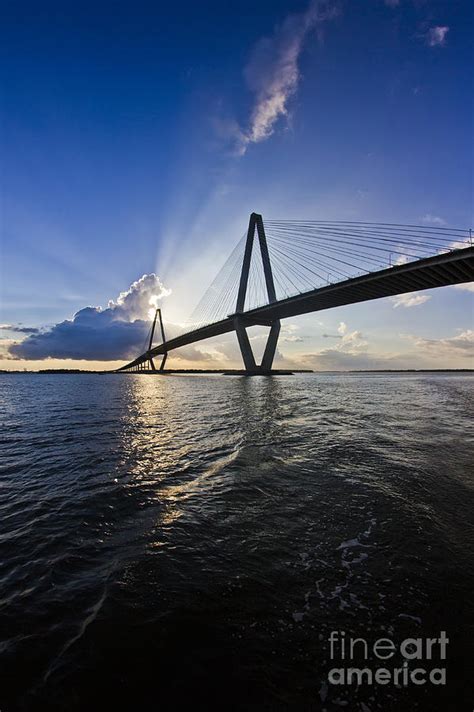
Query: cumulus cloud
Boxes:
[
  {"xmin": 233, "ymin": 0, "xmax": 338, "ymax": 155},
  {"xmin": 425, "ymin": 26, "xmax": 449, "ymax": 47},
  {"xmin": 107, "ymin": 273, "xmax": 171, "ymax": 320},
  {"xmin": 301, "ymin": 320, "xmax": 383, "ymax": 369},
  {"xmin": 321, "ymin": 321, "xmax": 366, "ymax": 347},
  {"xmin": 390, "ymin": 292, "xmax": 431, "ymax": 308},
  {"xmin": 299, "ymin": 319, "xmax": 418, "ymax": 370},
  {"xmin": 9, "ymin": 274, "xmax": 171, "ymax": 361}
]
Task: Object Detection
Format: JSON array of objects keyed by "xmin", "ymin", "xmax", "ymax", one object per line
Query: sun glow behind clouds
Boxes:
[
  {"xmin": 8, "ymin": 274, "xmax": 173, "ymax": 362},
  {"xmin": 148, "ymin": 290, "xmax": 172, "ymax": 320}
]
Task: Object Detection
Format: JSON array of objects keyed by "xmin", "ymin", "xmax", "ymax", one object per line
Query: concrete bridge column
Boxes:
[
  {"xmin": 261, "ymin": 320, "xmax": 280, "ymax": 371},
  {"xmin": 234, "ymin": 213, "xmax": 281, "ymax": 373},
  {"xmin": 148, "ymin": 307, "xmax": 168, "ymax": 372},
  {"xmin": 234, "ymin": 318, "xmax": 257, "ymax": 371}
]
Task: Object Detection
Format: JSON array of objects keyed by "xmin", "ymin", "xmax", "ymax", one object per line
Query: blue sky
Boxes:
[{"xmin": 0, "ymin": 0, "xmax": 472, "ymax": 370}]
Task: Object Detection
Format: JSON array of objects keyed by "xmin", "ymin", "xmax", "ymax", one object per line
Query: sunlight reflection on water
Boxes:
[{"xmin": 0, "ymin": 372, "xmax": 473, "ymax": 711}]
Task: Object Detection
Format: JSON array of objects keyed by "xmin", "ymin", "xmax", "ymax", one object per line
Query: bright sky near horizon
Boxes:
[{"xmin": 0, "ymin": 0, "xmax": 472, "ymax": 371}]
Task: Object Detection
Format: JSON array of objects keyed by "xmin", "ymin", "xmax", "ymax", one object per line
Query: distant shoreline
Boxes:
[{"xmin": 1, "ymin": 369, "xmax": 473, "ymax": 375}]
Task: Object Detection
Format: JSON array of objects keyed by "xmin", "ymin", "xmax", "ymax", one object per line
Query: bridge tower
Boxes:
[
  {"xmin": 234, "ymin": 213, "xmax": 281, "ymax": 373},
  {"xmin": 148, "ymin": 307, "xmax": 167, "ymax": 371}
]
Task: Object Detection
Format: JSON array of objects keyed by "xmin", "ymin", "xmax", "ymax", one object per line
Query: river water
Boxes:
[{"xmin": 0, "ymin": 372, "xmax": 473, "ymax": 711}]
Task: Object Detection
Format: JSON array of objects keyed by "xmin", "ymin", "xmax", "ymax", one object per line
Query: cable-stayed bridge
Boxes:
[{"xmin": 117, "ymin": 214, "xmax": 473, "ymax": 373}]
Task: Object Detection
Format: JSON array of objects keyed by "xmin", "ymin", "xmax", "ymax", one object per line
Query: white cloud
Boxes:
[
  {"xmin": 281, "ymin": 323, "xmax": 301, "ymax": 334},
  {"xmin": 384, "ymin": 0, "xmax": 399, "ymax": 7},
  {"xmin": 280, "ymin": 323, "xmax": 305, "ymax": 342},
  {"xmin": 449, "ymin": 240, "xmax": 470, "ymax": 250},
  {"xmin": 340, "ymin": 329, "xmax": 366, "ymax": 349},
  {"xmin": 453, "ymin": 283, "xmax": 474, "ymax": 293},
  {"xmin": 421, "ymin": 214, "xmax": 446, "ymax": 226},
  {"xmin": 302, "ymin": 324, "xmax": 474, "ymax": 371},
  {"xmin": 9, "ymin": 274, "xmax": 172, "ymax": 361},
  {"xmin": 394, "ymin": 254, "xmax": 409, "ymax": 266},
  {"xmin": 108, "ymin": 273, "xmax": 171, "ymax": 321},
  {"xmin": 390, "ymin": 293, "xmax": 431, "ymax": 308},
  {"xmin": 322, "ymin": 321, "xmax": 366, "ymax": 348},
  {"xmin": 301, "ymin": 349, "xmax": 386, "ymax": 370},
  {"xmin": 426, "ymin": 26, "xmax": 449, "ymax": 47},
  {"xmin": 281, "ymin": 335, "xmax": 304, "ymax": 343},
  {"xmin": 234, "ymin": 0, "xmax": 338, "ymax": 155},
  {"xmin": 403, "ymin": 329, "xmax": 474, "ymax": 358},
  {"xmin": 301, "ymin": 320, "xmax": 390, "ymax": 369}
]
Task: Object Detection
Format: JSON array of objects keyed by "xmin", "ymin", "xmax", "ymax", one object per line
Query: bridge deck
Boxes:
[{"xmin": 117, "ymin": 245, "xmax": 474, "ymax": 371}]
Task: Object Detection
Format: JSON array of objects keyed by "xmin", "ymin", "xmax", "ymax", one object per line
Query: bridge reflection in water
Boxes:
[{"xmin": 118, "ymin": 214, "xmax": 474, "ymax": 374}]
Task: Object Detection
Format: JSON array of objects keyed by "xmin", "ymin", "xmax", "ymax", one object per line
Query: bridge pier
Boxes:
[
  {"xmin": 234, "ymin": 318, "xmax": 257, "ymax": 371},
  {"xmin": 234, "ymin": 316, "xmax": 281, "ymax": 373},
  {"xmin": 261, "ymin": 321, "xmax": 280, "ymax": 371}
]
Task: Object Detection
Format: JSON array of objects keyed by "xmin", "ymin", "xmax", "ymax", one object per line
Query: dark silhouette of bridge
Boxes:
[{"xmin": 117, "ymin": 213, "xmax": 473, "ymax": 374}]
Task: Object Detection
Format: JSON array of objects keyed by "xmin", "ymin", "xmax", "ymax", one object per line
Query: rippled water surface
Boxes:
[{"xmin": 1, "ymin": 372, "xmax": 473, "ymax": 711}]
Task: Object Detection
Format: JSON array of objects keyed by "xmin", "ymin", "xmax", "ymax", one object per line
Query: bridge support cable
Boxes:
[
  {"xmin": 186, "ymin": 234, "xmax": 247, "ymax": 330},
  {"xmin": 258, "ymin": 220, "xmax": 472, "ymax": 299},
  {"xmin": 115, "ymin": 214, "xmax": 472, "ymax": 374}
]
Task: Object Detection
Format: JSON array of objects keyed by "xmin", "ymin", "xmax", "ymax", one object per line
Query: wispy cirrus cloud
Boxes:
[
  {"xmin": 231, "ymin": 0, "xmax": 338, "ymax": 156},
  {"xmin": 402, "ymin": 329, "xmax": 474, "ymax": 357},
  {"xmin": 281, "ymin": 334, "xmax": 304, "ymax": 343},
  {"xmin": 425, "ymin": 26, "xmax": 449, "ymax": 47}
]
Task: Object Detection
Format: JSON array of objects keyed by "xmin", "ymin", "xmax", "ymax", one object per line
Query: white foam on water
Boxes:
[
  {"xmin": 398, "ymin": 613, "xmax": 422, "ymax": 624},
  {"xmin": 348, "ymin": 551, "xmax": 368, "ymax": 565},
  {"xmin": 43, "ymin": 583, "xmax": 109, "ymax": 683},
  {"xmin": 337, "ymin": 537, "xmax": 368, "ymax": 551}
]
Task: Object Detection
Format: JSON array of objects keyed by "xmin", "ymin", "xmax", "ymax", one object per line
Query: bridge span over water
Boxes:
[{"xmin": 118, "ymin": 214, "xmax": 473, "ymax": 374}]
